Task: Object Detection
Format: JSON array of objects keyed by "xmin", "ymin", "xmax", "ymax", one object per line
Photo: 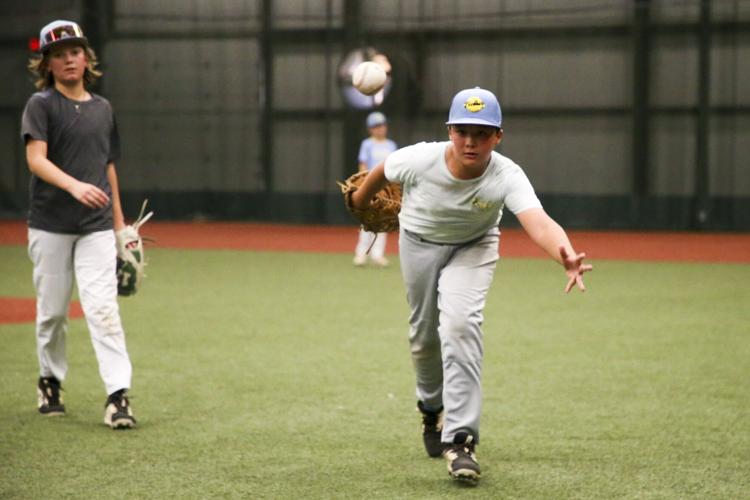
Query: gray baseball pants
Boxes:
[{"xmin": 399, "ymin": 228, "xmax": 500, "ymax": 444}]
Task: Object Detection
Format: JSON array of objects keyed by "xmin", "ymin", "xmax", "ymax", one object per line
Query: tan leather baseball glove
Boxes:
[{"xmin": 338, "ymin": 171, "xmax": 401, "ymax": 233}]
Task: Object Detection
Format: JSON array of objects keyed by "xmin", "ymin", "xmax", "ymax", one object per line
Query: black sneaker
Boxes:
[
  {"xmin": 417, "ymin": 401, "xmax": 446, "ymax": 457},
  {"xmin": 443, "ymin": 431, "xmax": 481, "ymax": 484},
  {"xmin": 37, "ymin": 377, "xmax": 65, "ymax": 416},
  {"xmin": 104, "ymin": 389, "xmax": 136, "ymax": 429}
]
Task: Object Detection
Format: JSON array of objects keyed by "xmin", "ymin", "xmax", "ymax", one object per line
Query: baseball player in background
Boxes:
[
  {"xmin": 353, "ymin": 112, "xmax": 398, "ymax": 267},
  {"xmin": 351, "ymin": 87, "xmax": 592, "ymax": 483},
  {"xmin": 22, "ymin": 20, "xmax": 136, "ymax": 429}
]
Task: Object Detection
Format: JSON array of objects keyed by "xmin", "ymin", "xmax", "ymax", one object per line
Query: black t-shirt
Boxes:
[{"xmin": 21, "ymin": 88, "xmax": 121, "ymax": 234}]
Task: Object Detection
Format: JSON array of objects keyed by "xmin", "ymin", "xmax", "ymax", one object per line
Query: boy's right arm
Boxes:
[{"xmin": 26, "ymin": 139, "xmax": 110, "ymax": 209}]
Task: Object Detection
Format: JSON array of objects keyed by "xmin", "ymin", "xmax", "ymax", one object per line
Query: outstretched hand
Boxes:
[{"xmin": 559, "ymin": 246, "xmax": 593, "ymax": 293}]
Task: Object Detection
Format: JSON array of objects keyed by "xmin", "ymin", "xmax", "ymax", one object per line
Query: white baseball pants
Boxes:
[
  {"xmin": 28, "ymin": 228, "xmax": 132, "ymax": 395},
  {"xmin": 399, "ymin": 228, "xmax": 500, "ymax": 444},
  {"xmin": 355, "ymin": 229, "xmax": 387, "ymax": 260}
]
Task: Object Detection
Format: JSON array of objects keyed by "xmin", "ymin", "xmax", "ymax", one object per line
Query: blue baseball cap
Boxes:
[
  {"xmin": 366, "ymin": 112, "xmax": 387, "ymax": 128},
  {"xmin": 39, "ymin": 20, "xmax": 88, "ymax": 53},
  {"xmin": 445, "ymin": 87, "xmax": 502, "ymax": 128}
]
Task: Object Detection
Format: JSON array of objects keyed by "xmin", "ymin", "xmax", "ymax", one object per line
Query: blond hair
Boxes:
[{"xmin": 27, "ymin": 45, "xmax": 102, "ymax": 90}]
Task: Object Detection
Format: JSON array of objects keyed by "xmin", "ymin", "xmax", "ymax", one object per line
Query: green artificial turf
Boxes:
[{"xmin": 1, "ymin": 246, "xmax": 748, "ymax": 499}]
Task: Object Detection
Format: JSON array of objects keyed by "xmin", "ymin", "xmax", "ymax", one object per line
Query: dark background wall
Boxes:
[{"xmin": 1, "ymin": 0, "xmax": 748, "ymax": 230}]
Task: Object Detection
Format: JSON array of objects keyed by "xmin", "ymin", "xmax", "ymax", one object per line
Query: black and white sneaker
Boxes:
[
  {"xmin": 443, "ymin": 431, "xmax": 481, "ymax": 484},
  {"xmin": 37, "ymin": 377, "xmax": 65, "ymax": 416},
  {"xmin": 104, "ymin": 389, "xmax": 136, "ymax": 429},
  {"xmin": 417, "ymin": 401, "xmax": 446, "ymax": 457}
]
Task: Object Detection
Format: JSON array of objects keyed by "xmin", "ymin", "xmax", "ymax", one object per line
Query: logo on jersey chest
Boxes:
[{"xmin": 471, "ymin": 196, "xmax": 493, "ymax": 211}]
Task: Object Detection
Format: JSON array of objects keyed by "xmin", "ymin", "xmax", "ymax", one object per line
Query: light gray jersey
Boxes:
[{"xmin": 384, "ymin": 141, "xmax": 542, "ymax": 244}]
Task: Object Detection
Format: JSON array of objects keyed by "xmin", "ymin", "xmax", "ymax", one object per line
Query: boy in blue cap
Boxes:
[
  {"xmin": 351, "ymin": 87, "xmax": 592, "ymax": 483},
  {"xmin": 353, "ymin": 111, "xmax": 397, "ymax": 266}
]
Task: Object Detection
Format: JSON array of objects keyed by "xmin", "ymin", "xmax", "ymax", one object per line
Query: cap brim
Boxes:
[
  {"xmin": 446, "ymin": 118, "xmax": 501, "ymax": 127},
  {"xmin": 42, "ymin": 37, "xmax": 88, "ymax": 53}
]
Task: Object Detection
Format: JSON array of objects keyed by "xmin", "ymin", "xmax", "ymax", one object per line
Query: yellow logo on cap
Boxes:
[{"xmin": 464, "ymin": 97, "xmax": 485, "ymax": 113}]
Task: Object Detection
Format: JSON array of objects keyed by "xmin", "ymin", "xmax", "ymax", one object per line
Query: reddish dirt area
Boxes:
[
  {"xmin": 1, "ymin": 220, "xmax": 748, "ymax": 262},
  {"xmin": 2, "ymin": 220, "xmax": 747, "ymax": 325},
  {"xmin": 0, "ymin": 297, "xmax": 83, "ymax": 325}
]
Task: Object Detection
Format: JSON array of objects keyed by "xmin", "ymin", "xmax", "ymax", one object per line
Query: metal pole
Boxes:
[
  {"xmin": 260, "ymin": 0, "xmax": 274, "ymax": 206},
  {"xmin": 631, "ymin": 0, "xmax": 651, "ymax": 225},
  {"xmin": 323, "ymin": 0, "xmax": 334, "ymax": 222},
  {"xmin": 81, "ymin": 0, "xmax": 103, "ymax": 50},
  {"xmin": 82, "ymin": 0, "xmax": 110, "ymax": 93},
  {"xmin": 342, "ymin": 0, "xmax": 362, "ymax": 193},
  {"xmin": 694, "ymin": 0, "xmax": 712, "ymax": 228}
]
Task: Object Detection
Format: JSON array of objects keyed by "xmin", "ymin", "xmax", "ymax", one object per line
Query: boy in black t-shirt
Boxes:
[{"xmin": 22, "ymin": 20, "xmax": 136, "ymax": 429}]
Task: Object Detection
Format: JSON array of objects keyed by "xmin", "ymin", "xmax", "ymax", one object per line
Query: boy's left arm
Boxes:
[
  {"xmin": 107, "ymin": 162, "xmax": 126, "ymax": 231},
  {"xmin": 516, "ymin": 207, "xmax": 593, "ymax": 293}
]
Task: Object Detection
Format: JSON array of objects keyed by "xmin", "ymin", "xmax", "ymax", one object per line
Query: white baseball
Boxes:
[{"xmin": 352, "ymin": 61, "xmax": 387, "ymax": 96}]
